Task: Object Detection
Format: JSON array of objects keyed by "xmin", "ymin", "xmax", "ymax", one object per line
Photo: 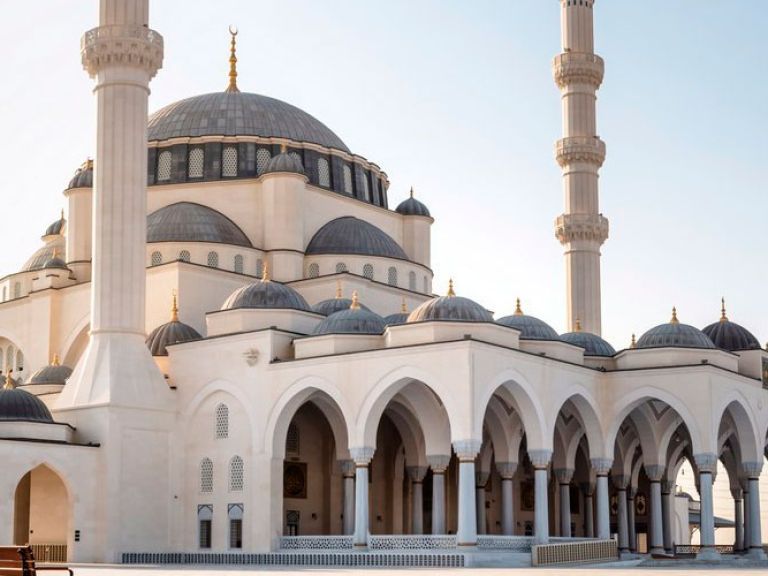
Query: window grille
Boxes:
[
  {"xmin": 151, "ymin": 251, "xmax": 162, "ymax": 266},
  {"xmin": 179, "ymin": 250, "xmax": 191, "ymax": 263},
  {"xmin": 335, "ymin": 262, "xmax": 347, "ymax": 273},
  {"xmin": 317, "ymin": 158, "xmax": 330, "ymax": 187},
  {"xmin": 343, "ymin": 165, "xmax": 353, "ymax": 194},
  {"xmin": 409, "ymin": 271, "xmax": 416, "ymax": 291},
  {"xmin": 288, "ymin": 151, "xmax": 303, "ymax": 171},
  {"xmin": 256, "ymin": 149, "xmax": 271, "ymax": 175},
  {"xmin": 234, "ymin": 254, "xmax": 244, "ymax": 274},
  {"xmin": 157, "ymin": 150, "xmax": 172, "ymax": 182},
  {"xmin": 286, "ymin": 423, "xmax": 300, "ymax": 456},
  {"xmin": 15, "ymin": 351, "xmax": 23, "ymax": 371},
  {"xmin": 207, "ymin": 252, "xmax": 219, "ymax": 268},
  {"xmin": 198, "ymin": 505, "xmax": 213, "ymax": 549},
  {"xmin": 222, "ymin": 146, "xmax": 238, "ymax": 177},
  {"xmin": 388, "ymin": 267, "xmax": 398, "ymax": 286},
  {"xmin": 363, "ymin": 264, "xmax": 374, "ymax": 280},
  {"xmin": 215, "ymin": 403, "xmax": 229, "ymax": 439},
  {"xmin": 200, "ymin": 458, "xmax": 214, "ymax": 493},
  {"xmin": 307, "ymin": 263, "xmax": 319, "ymax": 278},
  {"xmin": 362, "ymin": 173, "xmax": 370, "ymax": 201},
  {"xmin": 188, "ymin": 148, "xmax": 204, "ymax": 178},
  {"xmin": 228, "ymin": 504, "xmax": 244, "ymax": 549},
  {"xmin": 229, "ymin": 456, "xmax": 244, "ymax": 492}
]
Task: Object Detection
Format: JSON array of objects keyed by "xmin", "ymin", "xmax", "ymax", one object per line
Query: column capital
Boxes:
[
  {"xmin": 427, "ymin": 454, "xmax": 451, "ymax": 474},
  {"xmin": 730, "ymin": 486, "xmax": 744, "ymax": 500},
  {"xmin": 626, "ymin": 486, "xmax": 636, "ymax": 499},
  {"xmin": 580, "ymin": 481, "xmax": 595, "ymax": 496},
  {"xmin": 661, "ymin": 479, "xmax": 675, "ymax": 494},
  {"xmin": 644, "ymin": 464, "xmax": 665, "ymax": 482},
  {"xmin": 81, "ymin": 25, "xmax": 164, "ymax": 79},
  {"xmin": 528, "ymin": 449, "xmax": 552, "ymax": 469},
  {"xmin": 496, "ymin": 461, "xmax": 518, "ymax": 480},
  {"xmin": 741, "ymin": 461, "xmax": 763, "ymax": 479},
  {"xmin": 407, "ymin": 466, "xmax": 428, "ymax": 483},
  {"xmin": 452, "ymin": 439, "xmax": 481, "ymax": 461},
  {"xmin": 591, "ymin": 458, "xmax": 613, "ymax": 476},
  {"xmin": 694, "ymin": 453, "xmax": 718, "ymax": 474},
  {"xmin": 350, "ymin": 446, "xmax": 374, "ymax": 466},
  {"xmin": 612, "ymin": 474, "xmax": 629, "ymax": 490},
  {"xmin": 475, "ymin": 470, "xmax": 490, "ymax": 488},
  {"xmin": 554, "ymin": 468, "xmax": 574, "ymax": 484},
  {"xmin": 339, "ymin": 459, "xmax": 356, "ymax": 478}
]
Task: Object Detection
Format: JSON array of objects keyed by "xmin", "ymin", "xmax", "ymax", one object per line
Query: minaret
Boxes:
[{"xmin": 553, "ymin": 0, "xmax": 608, "ymax": 335}]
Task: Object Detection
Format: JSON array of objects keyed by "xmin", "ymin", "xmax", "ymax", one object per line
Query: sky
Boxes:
[{"xmin": 0, "ymin": 1, "xmax": 765, "ymax": 348}]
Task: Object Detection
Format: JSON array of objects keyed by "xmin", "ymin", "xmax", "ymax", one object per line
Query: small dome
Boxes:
[
  {"xmin": 22, "ymin": 238, "xmax": 65, "ymax": 272},
  {"xmin": 67, "ymin": 159, "xmax": 93, "ymax": 189},
  {"xmin": 263, "ymin": 148, "xmax": 305, "ymax": 175},
  {"xmin": 384, "ymin": 312, "xmax": 410, "ymax": 326},
  {"xmin": 312, "ymin": 293, "xmax": 386, "ymax": 335},
  {"xmin": 44, "ymin": 213, "xmax": 66, "ymax": 237},
  {"xmin": 396, "ymin": 188, "xmax": 431, "ymax": 217},
  {"xmin": 27, "ymin": 357, "xmax": 72, "ymax": 385},
  {"xmin": 701, "ymin": 301, "xmax": 761, "ymax": 352},
  {"xmin": 147, "ymin": 202, "xmax": 252, "ymax": 247},
  {"xmin": 407, "ymin": 281, "xmax": 493, "ymax": 323},
  {"xmin": 497, "ymin": 299, "xmax": 559, "ymax": 340},
  {"xmin": 146, "ymin": 320, "xmax": 202, "ymax": 357},
  {"xmin": 313, "ymin": 298, "xmax": 370, "ymax": 316},
  {"xmin": 560, "ymin": 324, "xmax": 616, "ymax": 357},
  {"xmin": 222, "ymin": 269, "xmax": 311, "ymax": 312},
  {"xmin": 306, "ymin": 217, "xmax": 408, "ymax": 260},
  {"xmin": 0, "ymin": 376, "xmax": 54, "ymax": 423},
  {"xmin": 43, "ymin": 253, "xmax": 68, "ymax": 270},
  {"xmin": 637, "ymin": 308, "xmax": 716, "ymax": 350}
]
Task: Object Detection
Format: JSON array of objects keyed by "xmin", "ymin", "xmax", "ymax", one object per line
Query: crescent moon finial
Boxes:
[{"xmin": 229, "ymin": 25, "xmax": 238, "ymax": 36}]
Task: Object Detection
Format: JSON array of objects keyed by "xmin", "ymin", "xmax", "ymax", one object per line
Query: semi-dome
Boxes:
[
  {"xmin": 27, "ymin": 356, "xmax": 72, "ymax": 385},
  {"xmin": 312, "ymin": 293, "xmax": 386, "ymax": 335},
  {"xmin": 637, "ymin": 308, "xmax": 716, "ymax": 350},
  {"xmin": 396, "ymin": 188, "xmax": 431, "ymax": 217},
  {"xmin": 0, "ymin": 374, "xmax": 54, "ymax": 423},
  {"xmin": 67, "ymin": 159, "xmax": 93, "ymax": 189},
  {"xmin": 222, "ymin": 268, "xmax": 311, "ymax": 312},
  {"xmin": 147, "ymin": 202, "xmax": 252, "ymax": 247},
  {"xmin": 148, "ymin": 92, "xmax": 350, "ymax": 152},
  {"xmin": 407, "ymin": 281, "xmax": 493, "ymax": 323},
  {"xmin": 560, "ymin": 322, "xmax": 615, "ymax": 356},
  {"xmin": 146, "ymin": 301, "xmax": 203, "ymax": 356},
  {"xmin": 263, "ymin": 147, "xmax": 305, "ymax": 175},
  {"xmin": 306, "ymin": 217, "xmax": 408, "ymax": 260},
  {"xmin": 701, "ymin": 300, "xmax": 760, "ymax": 352},
  {"xmin": 497, "ymin": 299, "xmax": 560, "ymax": 341}
]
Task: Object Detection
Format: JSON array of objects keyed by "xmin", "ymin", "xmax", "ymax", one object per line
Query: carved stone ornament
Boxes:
[{"xmin": 243, "ymin": 348, "xmax": 259, "ymax": 366}]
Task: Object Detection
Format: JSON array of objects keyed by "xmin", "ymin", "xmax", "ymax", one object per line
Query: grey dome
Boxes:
[
  {"xmin": 0, "ymin": 382, "xmax": 53, "ymax": 423},
  {"xmin": 497, "ymin": 306, "xmax": 559, "ymax": 341},
  {"xmin": 396, "ymin": 190, "xmax": 431, "ymax": 217},
  {"xmin": 222, "ymin": 278, "xmax": 311, "ymax": 312},
  {"xmin": 146, "ymin": 320, "xmax": 202, "ymax": 357},
  {"xmin": 384, "ymin": 312, "xmax": 410, "ymax": 326},
  {"xmin": 44, "ymin": 215, "xmax": 66, "ymax": 237},
  {"xmin": 313, "ymin": 297, "xmax": 370, "ymax": 316},
  {"xmin": 264, "ymin": 150, "xmax": 305, "ymax": 175},
  {"xmin": 27, "ymin": 362, "xmax": 73, "ymax": 385},
  {"xmin": 22, "ymin": 239, "xmax": 65, "ymax": 272},
  {"xmin": 306, "ymin": 217, "xmax": 408, "ymax": 260},
  {"xmin": 637, "ymin": 310, "xmax": 716, "ymax": 350},
  {"xmin": 702, "ymin": 304, "xmax": 760, "ymax": 352},
  {"xmin": 148, "ymin": 92, "xmax": 350, "ymax": 152},
  {"xmin": 147, "ymin": 202, "xmax": 252, "ymax": 247},
  {"xmin": 560, "ymin": 331, "xmax": 616, "ymax": 357},
  {"xmin": 67, "ymin": 160, "xmax": 93, "ymax": 189},
  {"xmin": 408, "ymin": 285, "xmax": 493, "ymax": 324},
  {"xmin": 43, "ymin": 254, "xmax": 69, "ymax": 270},
  {"xmin": 313, "ymin": 303, "xmax": 386, "ymax": 336}
]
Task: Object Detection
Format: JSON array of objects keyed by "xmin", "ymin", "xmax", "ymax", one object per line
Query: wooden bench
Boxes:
[{"xmin": 0, "ymin": 546, "xmax": 72, "ymax": 576}]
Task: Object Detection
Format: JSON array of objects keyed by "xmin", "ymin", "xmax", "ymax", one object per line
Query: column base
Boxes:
[
  {"xmin": 695, "ymin": 547, "xmax": 721, "ymax": 561},
  {"xmin": 746, "ymin": 547, "xmax": 767, "ymax": 560},
  {"xmin": 650, "ymin": 546, "xmax": 666, "ymax": 556}
]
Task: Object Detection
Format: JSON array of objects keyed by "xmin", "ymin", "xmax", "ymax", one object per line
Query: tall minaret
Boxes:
[{"xmin": 553, "ymin": 0, "xmax": 609, "ymax": 335}]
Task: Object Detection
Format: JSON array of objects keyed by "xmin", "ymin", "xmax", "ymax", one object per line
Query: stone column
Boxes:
[
  {"xmin": 645, "ymin": 464, "xmax": 665, "ymax": 555},
  {"xmin": 497, "ymin": 462, "xmax": 518, "ymax": 536},
  {"xmin": 661, "ymin": 479, "xmax": 674, "ymax": 554},
  {"xmin": 530, "ymin": 450, "xmax": 553, "ymax": 545},
  {"xmin": 475, "ymin": 470, "xmax": 490, "ymax": 535},
  {"xmin": 581, "ymin": 482, "xmax": 595, "ymax": 538},
  {"xmin": 742, "ymin": 462, "xmax": 766, "ymax": 559},
  {"xmin": 731, "ymin": 486, "xmax": 744, "ymax": 552},
  {"xmin": 693, "ymin": 454, "xmax": 719, "ymax": 560},
  {"xmin": 351, "ymin": 447, "xmax": 374, "ymax": 547},
  {"xmin": 741, "ymin": 478, "xmax": 751, "ymax": 554},
  {"xmin": 627, "ymin": 486, "xmax": 637, "ymax": 552},
  {"xmin": 407, "ymin": 467, "xmax": 427, "ymax": 535},
  {"xmin": 428, "ymin": 455, "xmax": 450, "ymax": 535},
  {"xmin": 613, "ymin": 475, "xmax": 629, "ymax": 553},
  {"xmin": 454, "ymin": 440, "xmax": 481, "ymax": 546},
  {"xmin": 592, "ymin": 458, "xmax": 612, "ymax": 540},
  {"xmin": 555, "ymin": 468, "xmax": 574, "ymax": 537},
  {"xmin": 340, "ymin": 460, "xmax": 356, "ymax": 535}
]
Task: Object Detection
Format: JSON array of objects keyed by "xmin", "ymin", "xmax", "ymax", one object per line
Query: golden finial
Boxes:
[
  {"xmin": 514, "ymin": 298, "xmax": 523, "ymax": 316},
  {"xmin": 447, "ymin": 278, "xmax": 456, "ymax": 297},
  {"xmin": 171, "ymin": 290, "xmax": 179, "ymax": 322},
  {"xmin": 630, "ymin": 333, "xmax": 637, "ymax": 349},
  {"xmin": 720, "ymin": 297, "xmax": 728, "ymax": 322},
  {"xmin": 3, "ymin": 370, "xmax": 14, "ymax": 391},
  {"xmin": 280, "ymin": 143, "xmax": 288, "ymax": 154},
  {"xmin": 60, "ymin": 208, "xmax": 65, "ymax": 221},
  {"xmin": 410, "ymin": 186, "xmax": 414, "ymax": 199},
  {"xmin": 670, "ymin": 307, "xmax": 679, "ymax": 324},
  {"xmin": 262, "ymin": 261, "xmax": 270, "ymax": 282},
  {"xmin": 225, "ymin": 26, "xmax": 240, "ymax": 93},
  {"xmin": 52, "ymin": 353, "xmax": 60, "ymax": 366},
  {"xmin": 574, "ymin": 318, "xmax": 582, "ymax": 332},
  {"xmin": 401, "ymin": 297, "xmax": 408, "ymax": 314},
  {"xmin": 336, "ymin": 280, "xmax": 343, "ymax": 299},
  {"xmin": 350, "ymin": 290, "xmax": 361, "ymax": 310}
]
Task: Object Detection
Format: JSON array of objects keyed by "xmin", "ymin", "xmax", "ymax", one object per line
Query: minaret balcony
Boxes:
[
  {"xmin": 555, "ymin": 136, "xmax": 605, "ymax": 168},
  {"xmin": 555, "ymin": 213, "xmax": 609, "ymax": 245},
  {"xmin": 553, "ymin": 52, "xmax": 604, "ymax": 89},
  {"xmin": 81, "ymin": 25, "xmax": 164, "ymax": 78}
]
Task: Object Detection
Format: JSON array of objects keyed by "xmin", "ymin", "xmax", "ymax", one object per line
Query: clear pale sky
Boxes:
[{"xmin": 0, "ymin": 1, "xmax": 764, "ymax": 348}]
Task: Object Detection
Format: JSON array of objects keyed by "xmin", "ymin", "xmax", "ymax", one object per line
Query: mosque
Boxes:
[{"xmin": 0, "ymin": 0, "xmax": 766, "ymax": 566}]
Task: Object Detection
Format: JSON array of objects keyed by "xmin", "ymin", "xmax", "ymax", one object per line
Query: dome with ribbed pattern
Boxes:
[
  {"xmin": 222, "ymin": 279, "xmax": 311, "ymax": 312},
  {"xmin": 560, "ymin": 331, "xmax": 616, "ymax": 357},
  {"xmin": 306, "ymin": 217, "xmax": 408, "ymax": 260},
  {"xmin": 147, "ymin": 202, "xmax": 252, "ymax": 247}
]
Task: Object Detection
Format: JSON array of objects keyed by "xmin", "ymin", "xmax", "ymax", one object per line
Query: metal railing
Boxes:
[
  {"xmin": 30, "ymin": 544, "xmax": 68, "ymax": 563},
  {"xmin": 532, "ymin": 538, "xmax": 617, "ymax": 566}
]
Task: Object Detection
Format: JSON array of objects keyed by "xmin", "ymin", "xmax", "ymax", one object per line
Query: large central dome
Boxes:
[{"xmin": 148, "ymin": 92, "xmax": 350, "ymax": 152}]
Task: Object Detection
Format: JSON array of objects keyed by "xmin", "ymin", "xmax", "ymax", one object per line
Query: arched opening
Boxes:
[{"xmin": 13, "ymin": 464, "xmax": 70, "ymax": 561}]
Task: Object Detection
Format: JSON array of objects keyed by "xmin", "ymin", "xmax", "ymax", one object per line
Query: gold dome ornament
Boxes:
[
  {"xmin": 720, "ymin": 297, "xmax": 728, "ymax": 322},
  {"xmin": 574, "ymin": 318, "xmax": 582, "ymax": 332},
  {"xmin": 171, "ymin": 290, "xmax": 179, "ymax": 322},
  {"xmin": 225, "ymin": 26, "xmax": 240, "ymax": 93},
  {"xmin": 670, "ymin": 307, "xmax": 679, "ymax": 325},
  {"xmin": 3, "ymin": 369, "xmax": 14, "ymax": 391},
  {"xmin": 514, "ymin": 298, "xmax": 523, "ymax": 316},
  {"xmin": 336, "ymin": 280, "xmax": 343, "ymax": 299},
  {"xmin": 350, "ymin": 291, "xmax": 361, "ymax": 311},
  {"xmin": 447, "ymin": 278, "xmax": 456, "ymax": 297},
  {"xmin": 630, "ymin": 333, "xmax": 637, "ymax": 349}
]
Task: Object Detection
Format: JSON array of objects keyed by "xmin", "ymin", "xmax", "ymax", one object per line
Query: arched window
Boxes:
[
  {"xmin": 228, "ymin": 504, "xmax": 244, "ymax": 549},
  {"xmin": 288, "ymin": 151, "xmax": 303, "ymax": 171},
  {"xmin": 0, "ymin": 349, "xmax": 4, "ymax": 373},
  {"xmin": 157, "ymin": 150, "xmax": 172, "ymax": 182},
  {"xmin": 229, "ymin": 456, "xmax": 244, "ymax": 492},
  {"xmin": 188, "ymin": 147, "xmax": 204, "ymax": 179},
  {"xmin": 363, "ymin": 263, "xmax": 374, "ymax": 280},
  {"xmin": 6, "ymin": 347, "xmax": 14, "ymax": 371},
  {"xmin": 15, "ymin": 350, "xmax": 23, "ymax": 372},
  {"xmin": 362, "ymin": 173, "xmax": 370, "ymax": 201},
  {"xmin": 2, "ymin": 287, "xmax": 6, "ymax": 301},
  {"xmin": 256, "ymin": 259, "xmax": 264, "ymax": 278},
  {"xmin": 198, "ymin": 505, "xmax": 213, "ymax": 549},
  {"xmin": 335, "ymin": 262, "xmax": 347, "ymax": 274},
  {"xmin": 343, "ymin": 165, "xmax": 353, "ymax": 195},
  {"xmin": 151, "ymin": 251, "xmax": 162, "ymax": 266},
  {"xmin": 234, "ymin": 254, "xmax": 244, "ymax": 274},
  {"xmin": 256, "ymin": 149, "xmax": 271, "ymax": 175},
  {"xmin": 200, "ymin": 458, "xmax": 214, "ymax": 493},
  {"xmin": 317, "ymin": 158, "xmax": 330, "ymax": 187},
  {"xmin": 423, "ymin": 276, "xmax": 428, "ymax": 294},
  {"xmin": 388, "ymin": 267, "xmax": 398, "ymax": 286},
  {"xmin": 409, "ymin": 271, "xmax": 416, "ymax": 291},
  {"xmin": 13, "ymin": 282, "xmax": 20, "ymax": 299},
  {"xmin": 179, "ymin": 250, "xmax": 191, "ymax": 263},
  {"xmin": 222, "ymin": 146, "xmax": 238, "ymax": 177},
  {"xmin": 207, "ymin": 251, "xmax": 219, "ymax": 268},
  {"xmin": 307, "ymin": 263, "xmax": 319, "ymax": 278},
  {"xmin": 215, "ymin": 403, "xmax": 229, "ymax": 439},
  {"xmin": 286, "ymin": 423, "xmax": 300, "ymax": 456}
]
